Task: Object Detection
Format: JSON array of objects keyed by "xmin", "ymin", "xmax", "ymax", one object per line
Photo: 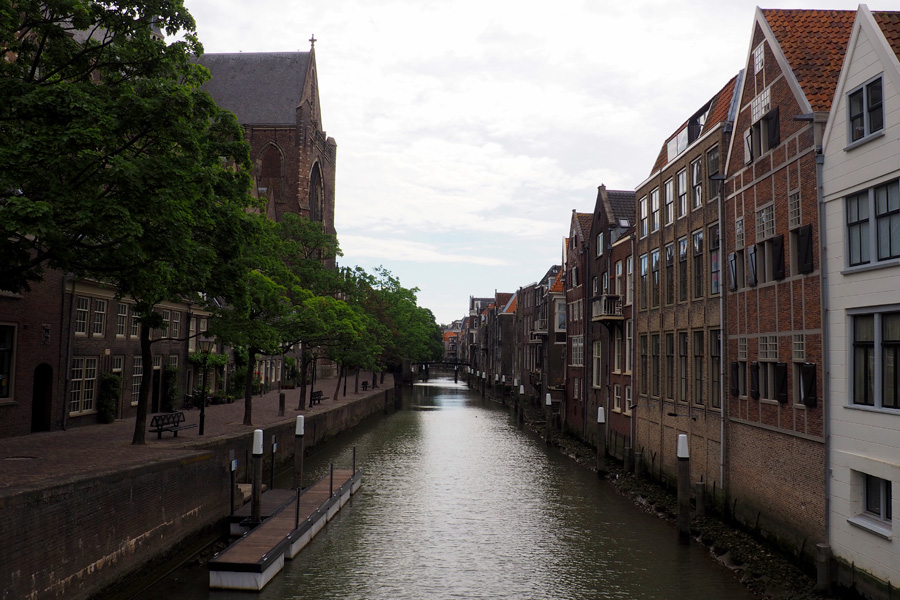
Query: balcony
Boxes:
[
  {"xmin": 591, "ymin": 295, "xmax": 623, "ymax": 321},
  {"xmin": 532, "ymin": 318, "xmax": 548, "ymax": 334}
]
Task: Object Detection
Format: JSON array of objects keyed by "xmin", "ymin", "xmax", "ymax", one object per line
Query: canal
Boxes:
[{"xmin": 136, "ymin": 377, "xmax": 754, "ymax": 600}]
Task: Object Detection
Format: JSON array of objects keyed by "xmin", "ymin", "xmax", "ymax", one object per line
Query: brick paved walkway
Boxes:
[{"xmin": 0, "ymin": 376, "xmax": 389, "ymax": 495}]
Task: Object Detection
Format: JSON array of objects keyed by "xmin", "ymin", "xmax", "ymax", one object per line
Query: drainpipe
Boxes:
[{"xmin": 629, "ymin": 232, "xmax": 636, "ymax": 465}]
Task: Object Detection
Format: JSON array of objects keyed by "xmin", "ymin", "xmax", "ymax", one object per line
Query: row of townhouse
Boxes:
[
  {"xmin": 0, "ymin": 45, "xmax": 337, "ymax": 438},
  {"xmin": 458, "ymin": 7, "xmax": 900, "ymax": 597}
]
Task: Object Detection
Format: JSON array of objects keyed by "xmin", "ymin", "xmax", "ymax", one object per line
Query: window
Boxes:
[
  {"xmin": 640, "ymin": 335, "xmax": 648, "ymax": 394},
  {"xmin": 593, "ymin": 341, "xmax": 602, "ymax": 387},
  {"xmin": 601, "ymin": 272, "xmax": 608, "ymax": 295},
  {"xmin": 753, "ymin": 42, "xmax": 764, "ymax": 74},
  {"xmin": 625, "ymin": 385, "xmax": 632, "ymax": 415},
  {"xmin": 132, "ymin": 356, "xmax": 142, "ymax": 404},
  {"xmin": 665, "ymin": 243, "xmax": 675, "ymax": 305},
  {"xmin": 693, "ymin": 331, "xmax": 704, "ymax": 405},
  {"xmin": 168, "ymin": 354, "xmax": 179, "ymax": 369},
  {"xmin": 171, "ymin": 311, "xmax": 181, "ymax": 339},
  {"xmin": 639, "ymin": 254, "xmax": 648, "ymax": 310},
  {"xmin": 707, "ymin": 146, "xmax": 720, "ymax": 199},
  {"xmin": 757, "ymin": 205, "xmax": 776, "ymax": 241},
  {"xmin": 735, "ymin": 217, "xmax": 745, "ymax": 248},
  {"xmin": 710, "ymin": 224, "xmax": 720, "ymax": 294},
  {"xmin": 571, "ymin": 336, "xmax": 584, "ymax": 367},
  {"xmin": 677, "ymin": 169, "xmax": 688, "ymax": 218},
  {"xmin": 651, "ymin": 334, "xmax": 660, "ymax": 397},
  {"xmin": 864, "ymin": 474, "xmax": 892, "ymax": 523},
  {"xmin": 853, "ymin": 312, "xmax": 900, "ymax": 410},
  {"xmin": 691, "ymin": 159, "xmax": 702, "ymax": 209},
  {"xmin": 116, "ymin": 304, "xmax": 128, "ymax": 337},
  {"xmin": 667, "ymin": 128, "xmax": 689, "ymax": 162},
  {"xmin": 556, "ymin": 301, "xmax": 567, "ymax": 332},
  {"xmin": 597, "ymin": 232, "xmax": 604, "ymax": 257},
  {"xmin": 639, "ymin": 196, "xmax": 648, "ymax": 238},
  {"xmin": 91, "ymin": 299, "xmax": 106, "ymax": 337},
  {"xmin": 847, "ymin": 180, "xmax": 900, "ymax": 266},
  {"xmin": 732, "ymin": 337, "xmax": 748, "ymax": 397},
  {"xmin": 75, "ymin": 297, "xmax": 89, "ymax": 335},
  {"xmin": 789, "ymin": 192, "xmax": 801, "ymax": 229},
  {"xmin": 678, "ymin": 332, "xmax": 688, "ymax": 402},
  {"xmin": 756, "ymin": 336, "xmax": 784, "ymax": 402},
  {"xmin": 130, "ymin": 307, "xmax": 140, "ymax": 338},
  {"xmin": 592, "ymin": 276, "xmax": 598, "ymax": 295},
  {"xmin": 710, "ymin": 330, "xmax": 721, "ymax": 408},
  {"xmin": 161, "ymin": 309, "xmax": 171, "ymax": 338},
  {"xmin": 615, "ymin": 261, "xmax": 623, "ymax": 297},
  {"xmin": 651, "ymin": 249, "xmax": 660, "ymax": 308},
  {"xmin": 650, "ymin": 188, "xmax": 660, "ymax": 233},
  {"xmin": 614, "ymin": 384, "xmax": 622, "ymax": 412},
  {"xmin": 744, "ymin": 89, "xmax": 779, "ymax": 162},
  {"xmin": 755, "ymin": 204, "xmax": 784, "ymax": 283},
  {"xmin": 0, "ymin": 325, "xmax": 14, "ymax": 399},
  {"xmin": 693, "ymin": 230, "xmax": 704, "ymax": 299},
  {"xmin": 614, "ymin": 327, "xmax": 623, "ymax": 373},
  {"xmin": 626, "ymin": 257, "xmax": 633, "ymax": 305},
  {"xmin": 69, "ymin": 357, "xmax": 98, "ymax": 414},
  {"xmin": 665, "ymin": 333, "xmax": 675, "ymax": 400},
  {"xmin": 664, "ymin": 179, "xmax": 674, "ymax": 225},
  {"xmin": 188, "ymin": 316, "xmax": 197, "ymax": 351},
  {"xmin": 112, "ymin": 355, "xmax": 124, "ymax": 374},
  {"xmin": 678, "ymin": 237, "xmax": 688, "ymax": 302},
  {"xmin": 625, "ymin": 320, "xmax": 633, "ymax": 373},
  {"xmin": 848, "ymin": 77, "xmax": 884, "ymax": 143}
]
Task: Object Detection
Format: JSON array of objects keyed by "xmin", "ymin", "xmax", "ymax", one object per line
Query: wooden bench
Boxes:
[
  {"xmin": 149, "ymin": 411, "xmax": 197, "ymax": 439},
  {"xmin": 310, "ymin": 390, "xmax": 328, "ymax": 406},
  {"xmin": 361, "ymin": 381, "xmax": 369, "ymax": 391}
]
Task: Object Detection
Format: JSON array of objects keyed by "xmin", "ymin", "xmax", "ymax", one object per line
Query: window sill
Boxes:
[
  {"xmin": 843, "ymin": 403, "xmax": 900, "ymax": 415},
  {"xmin": 848, "ymin": 514, "xmax": 892, "ymax": 540},
  {"xmin": 844, "ymin": 129, "xmax": 885, "ymax": 152},
  {"xmin": 0, "ymin": 400, "xmax": 18, "ymax": 408},
  {"xmin": 68, "ymin": 410, "xmax": 98, "ymax": 417},
  {"xmin": 840, "ymin": 259, "xmax": 900, "ymax": 276}
]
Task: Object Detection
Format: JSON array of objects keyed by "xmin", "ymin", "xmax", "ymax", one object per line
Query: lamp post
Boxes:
[{"xmin": 198, "ymin": 339, "xmax": 214, "ymax": 435}]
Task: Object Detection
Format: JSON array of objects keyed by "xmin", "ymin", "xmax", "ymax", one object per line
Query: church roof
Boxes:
[{"xmin": 198, "ymin": 52, "xmax": 310, "ymax": 125}]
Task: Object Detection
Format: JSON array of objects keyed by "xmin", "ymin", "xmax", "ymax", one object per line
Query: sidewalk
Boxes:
[{"xmin": 0, "ymin": 375, "xmax": 388, "ymax": 495}]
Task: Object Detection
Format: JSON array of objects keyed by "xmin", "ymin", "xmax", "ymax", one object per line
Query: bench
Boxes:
[
  {"xmin": 310, "ymin": 390, "xmax": 328, "ymax": 406},
  {"xmin": 361, "ymin": 381, "xmax": 369, "ymax": 391},
  {"xmin": 149, "ymin": 411, "xmax": 197, "ymax": 439}
]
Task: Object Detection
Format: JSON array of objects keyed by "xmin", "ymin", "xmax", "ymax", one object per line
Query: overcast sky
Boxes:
[{"xmin": 182, "ymin": 0, "xmax": 865, "ymax": 325}]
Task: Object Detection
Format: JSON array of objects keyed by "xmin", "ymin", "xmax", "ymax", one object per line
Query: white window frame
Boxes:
[
  {"xmin": 847, "ymin": 75, "xmax": 884, "ymax": 145},
  {"xmin": 75, "ymin": 297, "xmax": 89, "ymax": 336},
  {"xmin": 116, "ymin": 304, "xmax": 128, "ymax": 338},
  {"xmin": 593, "ymin": 341, "xmax": 602, "ymax": 387},
  {"xmin": 131, "ymin": 356, "xmax": 143, "ymax": 405},
  {"xmin": 69, "ymin": 357, "xmax": 98, "ymax": 415},
  {"xmin": 92, "ymin": 299, "xmax": 106, "ymax": 337},
  {"xmin": 753, "ymin": 42, "xmax": 765, "ymax": 74}
]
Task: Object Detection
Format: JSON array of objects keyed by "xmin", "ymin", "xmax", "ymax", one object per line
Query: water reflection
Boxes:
[{"xmin": 137, "ymin": 378, "xmax": 753, "ymax": 600}]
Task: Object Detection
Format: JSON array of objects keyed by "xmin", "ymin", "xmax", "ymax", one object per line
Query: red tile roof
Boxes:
[
  {"xmin": 504, "ymin": 296, "xmax": 517, "ymax": 314},
  {"xmin": 576, "ymin": 212, "xmax": 592, "ymax": 238},
  {"xmin": 873, "ymin": 12, "xmax": 900, "ymax": 60},
  {"xmin": 761, "ymin": 9, "xmax": 855, "ymax": 112},
  {"xmin": 651, "ymin": 74, "xmax": 741, "ymax": 174},
  {"xmin": 549, "ymin": 270, "xmax": 564, "ymax": 293}
]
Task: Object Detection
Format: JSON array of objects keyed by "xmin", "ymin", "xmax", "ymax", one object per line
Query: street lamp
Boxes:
[{"xmin": 198, "ymin": 338, "xmax": 215, "ymax": 436}]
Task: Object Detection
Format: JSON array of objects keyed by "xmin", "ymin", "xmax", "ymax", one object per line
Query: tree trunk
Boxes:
[
  {"xmin": 343, "ymin": 368, "xmax": 347, "ymax": 397},
  {"xmin": 372, "ymin": 371, "xmax": 377, "ymax": 389},
  {"xmin": 297, "ymin": 354, "xmax": 309, "ymax": 410},
  {"xmin": 131, "ymin": 323, "xmax": 154, "ymax": 445},
  {"xmin": 333, "ymin": 363, "xmax": 343, "ymax": 400},
  {"xmin": 243, "ymin": 347, "xmax": 257, "ymax": 426},
  {"xmin": 354, "ymin": 369, "xmax": 359, "ymax": 394}
]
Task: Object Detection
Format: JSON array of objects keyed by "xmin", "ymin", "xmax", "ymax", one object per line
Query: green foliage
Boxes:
[
  {"xmin": 162, "ymin": 365, "xmax": 179, "ymax": 412},
  {"xmin": 97, "ymin": 372, "xmax": 122, "ymax": 424},
  {"xmin": 188, "ymin": 352, "xmax": 228, "ymax": 368}
]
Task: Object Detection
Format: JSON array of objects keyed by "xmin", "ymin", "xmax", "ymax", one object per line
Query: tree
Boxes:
[{"xmin": 0, "ymin": 0, "xmax": 261, "ymax": 443}]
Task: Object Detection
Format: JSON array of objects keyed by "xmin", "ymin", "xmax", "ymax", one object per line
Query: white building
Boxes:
[{"xmin": 821, "ymin": 5, "xmax": 900, "ymax": 595}]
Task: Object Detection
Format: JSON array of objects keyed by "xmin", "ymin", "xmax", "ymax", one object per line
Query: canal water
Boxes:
[{"xmin": 136, "ymin": 377, "xmax": 754, "ymax": 600}]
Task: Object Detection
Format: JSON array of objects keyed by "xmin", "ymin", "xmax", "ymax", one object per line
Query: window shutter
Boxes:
[
  {"xmin": 730, "ymin": 361, "xmax": 740, "ymax": 396},
  {"xmin": 773, "ymin": 234, "xmax": 786, "ymax": 280},
  {"xmin": 728, "ymin": 253, "xmax": 738, "ymax": 291},
  {"xmin": 748, "ymin": 245, "xmax": 758, "ymax": 286},
  {"xmin": 750, "ymin": 362, "xmax": 760, "ymax": 399},
  {"xmin": 767, "ymin": 107, "xmax": 780, "ymax": 149},
  {"xmin": 775, "ymin": 362, "xmax": 788, "ymax": 402},
  {"xmin": 744, "ymin": 128, "xmax": 753, "ymax": 164},
  {"xmin": 800, "ymin": 362, "xmax": 817, "ymax": 407},
  {"xmin": 797, "ymin": 224, "xmax": 814, "ymax": 274}
]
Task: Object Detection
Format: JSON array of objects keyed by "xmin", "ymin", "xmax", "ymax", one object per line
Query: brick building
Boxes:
[
  {"xmin": 514, "ymin": 266, "xmax": 561, "ymax": 400},
  {"xmin": 633, "ymin": 74, "xmax": 741, "ymax": 504},
  {"xmin": 586, "ymin": 186, "xmax": 635, "ymax": 458},
  {"xmin": 722, "ymin": 8, "xmax": 854, "ymax": 560},
  {"xmin": 563, "ymin": 212, "xmax": 593, "ymax": 436}
]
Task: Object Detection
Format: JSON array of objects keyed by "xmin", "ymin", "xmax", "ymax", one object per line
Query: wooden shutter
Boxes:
[
  {"xmin": 744, "ymin": 128, "xmax": 753, "ymax": 164},
  {"xmin": 730, "ymin": 361, "xmax": 740, "ymax": 397},
  {"xmin": 766, "ymin": 107, "xmax": 780, "ymax": 149},
  {"xmin": 797, "ymin": 224, "xmax": 814, "ymax": 274},
  {"xmin": 728, "ymin": 253, "xmax": 738, "ymax": 291},
  {"xmin": 800, "ymin": 362, "xmax": 817, "ymax": 407},
  {"xmin": 773, "ymin": 234, "xmax": 786, "ymax": 280},
  {"xmin": 750, "ymin": 362, "xmax": 760, "ymax": 399},
  {"xmin": 775, "ymin": 362, "xmax": 788, "ymax": 402},
  {"xmin": 748, "ymin": 245, "xmax": 758, "ymax": 287}
]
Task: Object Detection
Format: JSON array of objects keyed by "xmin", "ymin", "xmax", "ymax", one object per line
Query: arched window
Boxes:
[
  {"xmin": 256, "ymin": 144, "xmax": 283, "ymax": 203},
  {"xmin": 309, "ymin": 163, "xmax": 324, "ymax": 222}
]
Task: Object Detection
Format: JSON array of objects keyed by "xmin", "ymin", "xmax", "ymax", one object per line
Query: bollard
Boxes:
[
  {"xmin": 251, "ymin": 429, "xmax": 263, "ymax": 525},
  {"xmin": 329, "ymin": 462, "xmax": 334, "ymax": 496},
  {"xmin": 294, "ymin": 416, "xmax": 304, "ymax": 529},
  {"xmin": 229, "ymin": 449, "xmax": 237, "ymax": 515},
  {"xmin": 270, "ymin": 435, "xmax": 277, "ymax": 491},
  {"xmin": 676, "ymin": 434, "xmax": 690, "ymax": 545},
  {"xmin": 545, "ymin": 393, "xmax": 552, "ymax": 446},
  {"xmin": 597, "ymin": 407, "xmax": 607, "ymax": 477},
  {"xmin": 278, "ymin": 392, "xmax": 285, "ymax": 417},
  {"xmin": 816, "ymin": 543, "xmax": 833, "ymax": 593},
  {"xmin": 353, "ymin": 446, "xmax": 357, "ymax": 473}
]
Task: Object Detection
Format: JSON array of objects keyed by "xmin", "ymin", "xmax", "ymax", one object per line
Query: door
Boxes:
[{"xmin": 31, "ymin": 364, "xmax": 53, "ymax": 432}]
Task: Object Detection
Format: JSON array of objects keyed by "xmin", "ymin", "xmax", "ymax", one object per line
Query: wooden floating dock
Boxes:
[{"xmin": 209, "ymin": 468, "xmax": 362, "ymax": 591}]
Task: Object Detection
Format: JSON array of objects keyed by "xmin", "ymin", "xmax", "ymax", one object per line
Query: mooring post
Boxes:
[
  {"xmin": 251, "ymin": 429, "xmax": 263, "ymax": 525},
  {"xmin": 229, "ymin": 449, "xmax": 236, "ymax": 515},
  {"xmin": 597, "ymin": 407, "xmax": 607, "ymax": 477},
  {"xmin": 353, "ymin": 446, "xmax": 357, "ymax": 473},
  {"xmin": 545, "ymin": 393, "xmax": 552, "ymax": 445},
  {"xmin": 329, "ymin": 462, "xmax": 334, "ymax": 496},
  {"xmin": 278, "ymin": 392, "xmax": 285, "ymax": 417},
  {"xmin": 294, "ymin": 416, "xmax": 304, "ymax": 529},
  {"xmin": 816, "ymin": 543, "xmax": 833, "ymax": 593},
  {"xmin": 677, "ymin": 434, "xmax": 690, "ymax": 544},
  {"xmin": 454, "ymin": 367, "xmax": 458, "ymax": 383},
  {"xmin": 270, "ymin": 435, "xmax": 277, "ymax": 491},
  {"xmin": 518, "ymin": 384, "xmax": 525, "ymax": 429}
]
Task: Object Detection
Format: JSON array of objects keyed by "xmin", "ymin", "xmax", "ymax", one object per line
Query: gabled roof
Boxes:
[
  {"xmin": 761, "ymin": 9, "xmax": 856, "ymax": 112},
  {"xmin": 873, "ymin": 11, "xmax": 900, "ymax": 59},
  {"xmin": 549, "ymin": 270, "xmax": 564, "ymax": 294},
  {"xmin": 503, "ymin": 294, "xmax": 517, "ymax": 314},
  {"xmin": 198, "ymin": 52, "xmax": 310, "ymax": 125},
  {"xmin": 651, "ymin": 73, "xmax": 742, "ymax": 174},
  {"xmin": 607, "ymin": 190, "xmax": 636, "ymax": 225},
  {"xmin": 495, "ymin": 293, "xmax": 513, "ymax": 309}
]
